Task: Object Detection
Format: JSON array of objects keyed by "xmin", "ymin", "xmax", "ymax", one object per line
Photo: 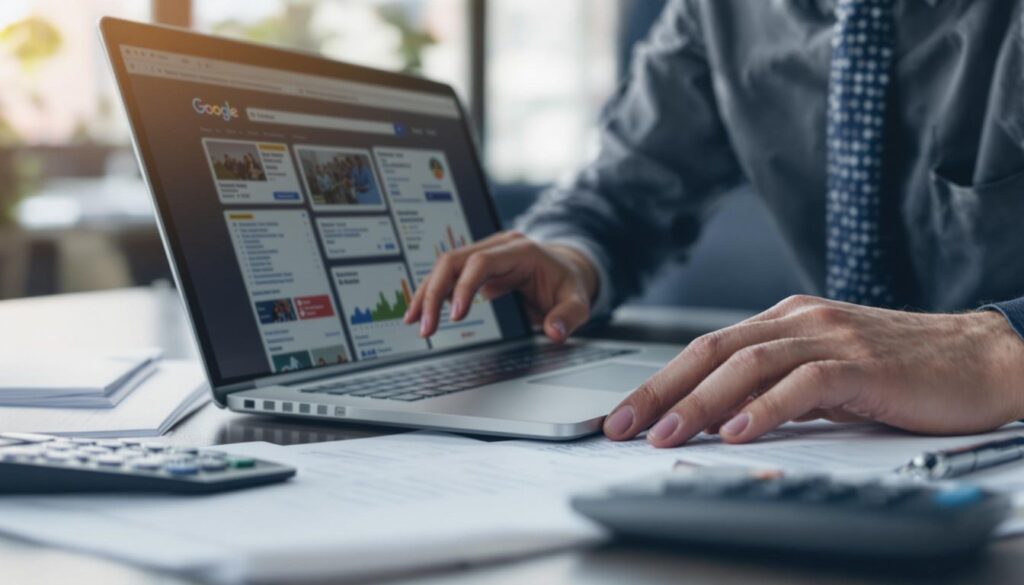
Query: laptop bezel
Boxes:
[{"xmin": 98, "ymin": 17, "xmax": 533, "ymax": 405}]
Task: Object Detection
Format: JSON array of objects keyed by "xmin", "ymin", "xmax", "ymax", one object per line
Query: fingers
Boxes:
[
  {"xmin": 646, "ymin": 337, "xmax": 829, "ymax": 447},
  {"xmin": 720, "ymin": 361, "xmax": 859, "ymax": 443},
  {"xmin": 404, "ymin": 231, "xmax": 521, "ymax": 336},
  {"xmin": 449, "ymin": 241, "xmax": 529, "ymax": 322},
  {"xmin": 603, "ymin": 317, "xmax": 797, "ymax": 440},
  {"xmin": 542, "ymin": 287, "xmax": 590, "ymax": 342}
]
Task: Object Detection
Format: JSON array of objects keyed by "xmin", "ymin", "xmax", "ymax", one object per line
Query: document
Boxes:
[
  {"xmin": 1, "ymin": 424, "xmax": 1023, "ymax": 583},
  {"xmin": 0, "ymin": 349, "xmax": 162, "ymax": 408},
  {"xmin": 0, "ymin": 432, "xmax": 674, "ymax": 584},
  {"xmin": 657, "ymin": 421, "xmax": 1024, "ymax": 476},
  {"xmin": 0, "ymin": 361, "xmax": 209, "ymax": 437}
]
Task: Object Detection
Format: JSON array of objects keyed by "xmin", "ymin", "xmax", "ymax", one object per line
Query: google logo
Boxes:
[{"xmin": 192, "ymin": 97, "xmax": 239, "ymax": 121}]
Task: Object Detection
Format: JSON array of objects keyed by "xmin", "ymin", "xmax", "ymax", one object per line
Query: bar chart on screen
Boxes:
[{"xmin": 331, "ymin": 263, "xmax": 428, "ymax": 360}]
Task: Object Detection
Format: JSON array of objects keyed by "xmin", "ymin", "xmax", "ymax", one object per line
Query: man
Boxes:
[{"xmin": 405, "ymin": 0, "xmax": 1024, "ymax": 448}]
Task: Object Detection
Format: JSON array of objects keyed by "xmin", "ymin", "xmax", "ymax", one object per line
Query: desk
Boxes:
[{"xmin": 2, "ymin": 287, "xmax": 1023, "ymax": 585}]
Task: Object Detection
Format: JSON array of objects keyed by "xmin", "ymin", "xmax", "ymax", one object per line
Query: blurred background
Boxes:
[{"xmin": 0, "ymin": 0, "xmax": 804, "ymax": 310}]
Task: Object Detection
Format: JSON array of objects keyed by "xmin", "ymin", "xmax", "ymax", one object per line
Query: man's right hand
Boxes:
[{"xmin": 403, "ymin": 231, "xmax": 598, "ymax": 342}]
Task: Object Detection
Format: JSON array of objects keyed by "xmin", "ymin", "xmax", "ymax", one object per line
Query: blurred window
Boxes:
[
  {"xmin": 485, "ymin": 0, "xmax": 617, "ymax": 184},
  {"xmin": 0, "ymin": 1, "xmax": 150, "ymax": 146},
  {"xmin": 192, "ymin": 0, "xmax": 470, "ymax": 104}
]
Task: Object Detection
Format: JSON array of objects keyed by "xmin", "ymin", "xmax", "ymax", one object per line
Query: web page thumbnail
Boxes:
[
  {"xmin": 203, "ymin": 138, "xmax": 304, "ymax": 204},
  {"xmin": 316, "ymin": 216, "xmax": 400, "ymax": 260},
  {"xmin": 224, "ymin": 209, "xmax": 351, "ymax": 373},
  {"xmin": 330, "ymin": 263, "xmax": 428, "ymax": 360},
  {"xmin": 294, "ymin": 145, "xmax": 386, "ymax": 211},
  {"xmin": 374, "ymin": 147, "xmax": 502, "ymax": 349}
]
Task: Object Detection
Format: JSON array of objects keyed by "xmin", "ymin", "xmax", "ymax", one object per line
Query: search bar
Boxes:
[{"xmin": 246, "ymin": 108, "xmax": 397, "ymax": 135}]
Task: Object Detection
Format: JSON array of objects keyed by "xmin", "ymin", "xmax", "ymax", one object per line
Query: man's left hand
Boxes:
[{"xmin": 602, "ymin": 295, "xmax": 1024, "ymax": 447}]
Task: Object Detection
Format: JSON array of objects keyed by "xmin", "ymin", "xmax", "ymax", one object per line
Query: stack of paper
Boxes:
[
  {"xmin": 1, "ymin": 424, "xmax": 1024, "ymax": 583},
  {"xmin": 0, "ymin": 349, "xmax": 162, "ymax": 408},
  {"xmin": 0, "ymin": 360, "xmax": 210, "ymax": 437}
]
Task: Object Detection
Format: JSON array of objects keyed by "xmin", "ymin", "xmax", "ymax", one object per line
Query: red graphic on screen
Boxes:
[{"xmin": 294, "ymin": 295, "xmax": 335, "ymax": 319}]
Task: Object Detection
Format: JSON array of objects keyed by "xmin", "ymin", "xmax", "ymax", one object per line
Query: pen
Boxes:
[{"xmin": 900, "ymin": 435, "xmax": 1024, "ymax": 480}]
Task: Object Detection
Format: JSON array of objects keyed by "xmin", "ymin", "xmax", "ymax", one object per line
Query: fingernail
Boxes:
[
  {"xmin": 403, "ymin": 309, "xmax": 412, "ymax": 323},
  {"xmin": 604, "ymin": 405, "xmax": 634, "ymax": 436},
  {"xmin": 451, "ymin": 300, "xmax": 463, "ymax": 320},
  {"xmin": 419, "ymin": 316, "xmax": 431, "ymax": 337},
  {"xmin": 552, "ymin": 319, "xmax": 567, "ymax": 339},
  {"xmin": 648, "ymin": 413, "xmax": 681, "ymax": 442},
  {"xmin": 721, "ymin": 412, "xmax": 751, "ymax": 437}
]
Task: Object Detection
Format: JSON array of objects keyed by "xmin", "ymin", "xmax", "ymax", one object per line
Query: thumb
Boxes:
[{"xmin": 543, "ymin": 292, "xmax": 590, "ymax": 343}]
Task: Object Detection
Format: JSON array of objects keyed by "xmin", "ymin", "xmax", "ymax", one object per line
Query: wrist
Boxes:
[
  {"xmin": 975, "ymin": 310, "xmax": 1024, "ymax": 422},
  {"xmin": 546, "ymin": 243, "xmax": 599, "ymax": 304}
]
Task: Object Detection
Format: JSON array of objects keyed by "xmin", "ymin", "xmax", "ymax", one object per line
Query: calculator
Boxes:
[
  {"xmin": 0, "ymin": 432, "xmax": 295, "ymax": 494},
  {"xmin": 571, "ymin": 468, "xmax": 1011, "ymax": 558}
]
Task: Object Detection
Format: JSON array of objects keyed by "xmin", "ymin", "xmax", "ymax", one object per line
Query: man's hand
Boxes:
[
  {"xmin": 603, "ymin": 295, "xmax": 1024, "ymax": 446},
  {"xmin": 404, "ymin": 231, "xmax": 598, "ymax": 342}
]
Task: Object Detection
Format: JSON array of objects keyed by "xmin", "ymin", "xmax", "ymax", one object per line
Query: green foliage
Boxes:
[
  {"xmin": 377, "ymin": 4, "xmax": 436, "ymax": 73},
  {"xmin": 211, "ymin": 1, "xmax": 321, "ymax": 53}
]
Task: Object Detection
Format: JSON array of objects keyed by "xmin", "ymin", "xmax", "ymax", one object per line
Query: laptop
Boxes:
[{"xmin": 99, "ymin": 18, "xmax": 683, "ymax": 439}]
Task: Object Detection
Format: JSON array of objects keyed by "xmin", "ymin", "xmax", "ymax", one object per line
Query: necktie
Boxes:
[{"xmin": 825, "ymin": 0, "xmax": 896, "ymax": 307}]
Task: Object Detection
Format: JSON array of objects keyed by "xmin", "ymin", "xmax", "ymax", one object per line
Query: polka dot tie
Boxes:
[{"xmin": 825, "ymin": 0, "xmax": 896, "ymax": 307}]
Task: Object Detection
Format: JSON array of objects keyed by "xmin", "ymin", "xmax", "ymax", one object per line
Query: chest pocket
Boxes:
[{"xmin": 924, "ymin": 167, "xmax": 1024, "ymax": 310}]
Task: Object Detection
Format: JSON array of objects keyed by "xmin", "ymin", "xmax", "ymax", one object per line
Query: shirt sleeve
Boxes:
[
  {"xmin": 982, "ymin": 298, "xmax": 1024, "ymax": 342},
  {"xmin": 515, "ymin": 0, "xmax": 745, "ymax": 318}
]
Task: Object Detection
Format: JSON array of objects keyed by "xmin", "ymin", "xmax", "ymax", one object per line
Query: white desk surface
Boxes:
[{"xmin": 2, "ymin": 287, "xmax": 1022, "ymax": 585}]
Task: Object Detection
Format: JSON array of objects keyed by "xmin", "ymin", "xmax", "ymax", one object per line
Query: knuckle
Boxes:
[
  {"xmin": 504, "ymin": 230, "xmax": 525, "ymax": 241},
  {"xmin": 756, "ymin": 392, "xmax": 788, "ymax": 424},
  {"xmin": 778, "ymin": 294, "xmax": 816, "ymax": 312},
  {"xmin": 807, "ymin": 305, "xmax": 845, "ymax": 326},
  {"xmin": 731, "ymin": 345, "xmax": 769, "ymax": 371},
  {"xmin": 796, "ymin": 361, "xmax": 833, "ymax": 387},
  {"xmin": 687, "ymin": 332, "xmax": 722, "ymax": 362},
  {"xmin": 630, "ymin": 381, "xmax": 666, "ymax": 414},
  {"xmin": 434, "ymin": 252, "xmax": 455, "ymax": 272},
  {"xmin": 682, "ymin": 392, "xmax": 713, "ymax": 424},
  {"xmin": 463, "ymin": 253, "xmax": 487, "ymax": 275}
]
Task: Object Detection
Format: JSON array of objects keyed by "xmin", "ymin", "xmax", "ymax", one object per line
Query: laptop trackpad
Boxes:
[{"xmin": 530, "ymin": 363, "xmax": 659, "ymax": 393}]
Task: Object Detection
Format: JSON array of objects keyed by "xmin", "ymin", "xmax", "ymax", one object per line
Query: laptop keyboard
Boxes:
[{"xmin": 299, "ymin": 344, "xmax": 637, "ymax": 402}]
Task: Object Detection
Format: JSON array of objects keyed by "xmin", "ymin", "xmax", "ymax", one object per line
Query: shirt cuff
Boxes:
[
  {"xmin": 523, "ymin": 233, "xmax": 614, "ymax": 319},
  {"xmin": 981, "ymin": 298, "xmax": 1024, "ymax": 342}
]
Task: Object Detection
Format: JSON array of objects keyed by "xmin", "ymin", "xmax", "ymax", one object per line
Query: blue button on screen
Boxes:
[
  {"xmin": 425, "ymin": 191, "xmax": 453, "ymax": 202},
  {"xmin": 273, "ymin": 191, "xmax": 301, "ymax": 200}
]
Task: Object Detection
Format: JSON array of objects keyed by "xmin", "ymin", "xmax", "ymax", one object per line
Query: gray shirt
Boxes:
[{"xmin": 517, "ymin": 0, "xmax": 1024, "ymax": 316}]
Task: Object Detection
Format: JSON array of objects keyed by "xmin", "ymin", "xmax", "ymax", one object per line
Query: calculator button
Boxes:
[
  {"xmin": 171, "ymin": 447, "xmax": 199, "ymax": 456},
  {"xmin": 227, "ymin": 456, "xmax": 256, "ymax": 469},
  {"xmin": 165, "ymin": 461, "xmax": 199, "ymax": 475},
  {"xmin": 43, "ymin": 451, "xmax": 73, "ymax": 462},
  {"xmin": 199, "ymin": 457, "xmax": 229, "ymax": 472},
  {"xmin": 932, "ymin": 486, "xmax": 983, "ymax": 508},
  {"xmin": 81, "ymin": 446, "xmax": 109, "ymax": 456},
  {"xmin": 143, "ymin": 443, "xmax": 168, "ymax": 453},
  {"xmin": 121, "ymin": 439, "xmax": 144, "ymax": 447},
  {"xmin": 70, "ymin": 438, "xmax": 96, "ymax": 446},
  {"xmin": 95, "ymin": 454, "xmax": 125, "ymax": 467},
  {"xmin": 131, "ymin": 457, "xmax": 165, "ymax": 471},
  {"xmin": 96, "ymin": 440, "xmax": 124, "ymax": 450},
  {"xmin": 3, "ymin": 447, "xmax": 40, "ymax": 461}
]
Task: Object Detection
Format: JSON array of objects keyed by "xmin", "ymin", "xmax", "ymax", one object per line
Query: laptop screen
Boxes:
[{"xmin": 102, "ymin": 20, "xmax": 529, "ymax": 389}]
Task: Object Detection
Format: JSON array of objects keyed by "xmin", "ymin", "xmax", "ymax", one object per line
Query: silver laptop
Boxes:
[{"xmin": 100, "ymin": 18, "xmax": 682, "ymax": 439}]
